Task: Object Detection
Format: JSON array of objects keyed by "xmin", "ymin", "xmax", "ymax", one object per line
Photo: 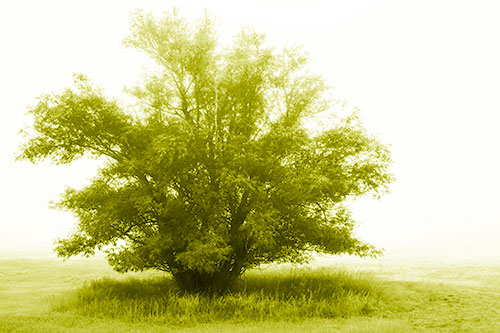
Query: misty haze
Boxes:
[{"xmin": 1, "ymin": 1, "xmax": 499, "ymax": 332}]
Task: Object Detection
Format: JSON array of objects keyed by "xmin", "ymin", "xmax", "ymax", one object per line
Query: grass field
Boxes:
[{"xmin": 1, "ymin": 253, "xmax": 499, "ymax": 332}]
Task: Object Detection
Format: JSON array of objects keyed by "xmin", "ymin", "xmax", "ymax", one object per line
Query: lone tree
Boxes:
[{"xmin": 18, "ymin": 11, "xmax": 393, "ymax": 294}]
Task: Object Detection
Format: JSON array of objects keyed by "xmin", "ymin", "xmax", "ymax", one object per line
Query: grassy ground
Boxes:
[{"xmin": 0, "ymin": 254, "xmax": 499, "ymax": 332}]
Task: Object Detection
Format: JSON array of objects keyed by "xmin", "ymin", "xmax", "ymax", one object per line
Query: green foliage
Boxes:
[{"xmin": 18, "ymin": 10, "xmax": 393, "ymax": 293}]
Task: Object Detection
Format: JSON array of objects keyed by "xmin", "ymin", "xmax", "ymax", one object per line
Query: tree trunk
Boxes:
[{"xmin": 172, "ymin": 268, "xmax": 236, "ymax": 295}]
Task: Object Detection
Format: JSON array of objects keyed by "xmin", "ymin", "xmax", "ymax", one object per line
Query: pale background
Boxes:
[{"xmin": 1, "ymin": 0, "xmax": 499, "ymax": 261}]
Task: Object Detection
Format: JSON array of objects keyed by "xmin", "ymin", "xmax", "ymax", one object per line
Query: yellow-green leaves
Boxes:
[
  {"xmin": 19, "ymin": 10, "xmax": 393, "ymax": 294},
  {"xmin": 18, "ymin": 74, "xmax": 133, "ymax": 164}
]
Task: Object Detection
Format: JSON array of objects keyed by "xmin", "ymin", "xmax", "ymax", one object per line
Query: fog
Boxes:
[{"xmin": 1, "ymin": 0, "xmax": 499, "ymax": 262}]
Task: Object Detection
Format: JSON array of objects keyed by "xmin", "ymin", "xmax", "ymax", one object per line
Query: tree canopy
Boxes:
[{"xmin": 18, "ymin": 10, "xmax": 393, "ymax": 294}]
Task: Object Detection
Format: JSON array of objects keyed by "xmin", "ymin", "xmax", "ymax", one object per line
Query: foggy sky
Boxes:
[{"xmin": 1, "ymin": 0, "xmax": 499, "ymax": 260}]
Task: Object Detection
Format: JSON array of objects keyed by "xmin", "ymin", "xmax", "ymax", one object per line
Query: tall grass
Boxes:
[
  {"xmin": 4, "ymin": 257, "xmax": 500, "ymax": 331},
  {"xmin": 52, "ymin": 266, "xmax": 387, "ymax": 325}
]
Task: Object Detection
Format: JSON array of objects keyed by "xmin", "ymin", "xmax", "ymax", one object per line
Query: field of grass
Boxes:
[{"xmin": 1, "ymin": 253, "xmax": 499, "ymax": 332}]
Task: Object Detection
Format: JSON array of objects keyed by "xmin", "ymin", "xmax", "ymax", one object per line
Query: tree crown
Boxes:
[{"xmin": 18, "ymin": 10, "xmax": 393, "ymax": 293}]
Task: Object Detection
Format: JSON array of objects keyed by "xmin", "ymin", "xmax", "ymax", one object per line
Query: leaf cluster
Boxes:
[{"xmin": 18, "ymin": 10, "xmax": 393, "ymax": 292}]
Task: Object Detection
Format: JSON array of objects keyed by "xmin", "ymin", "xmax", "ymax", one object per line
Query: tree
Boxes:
[{"xmin": 18, "ymin": 10, "xmax": 393, "ymax": 294}]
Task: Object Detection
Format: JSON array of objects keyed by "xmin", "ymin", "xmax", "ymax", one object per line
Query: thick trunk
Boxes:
[
  {"xmin": 171, "ymin": 191, "xmax": 252, "ymax": 294},
  {"xmin": 171, "ymin": 252, "xmax": 248, "ymax": 294},
  {"xmin": 172, "ymin": 268, "xmax": 235, "ymax": 295}
]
